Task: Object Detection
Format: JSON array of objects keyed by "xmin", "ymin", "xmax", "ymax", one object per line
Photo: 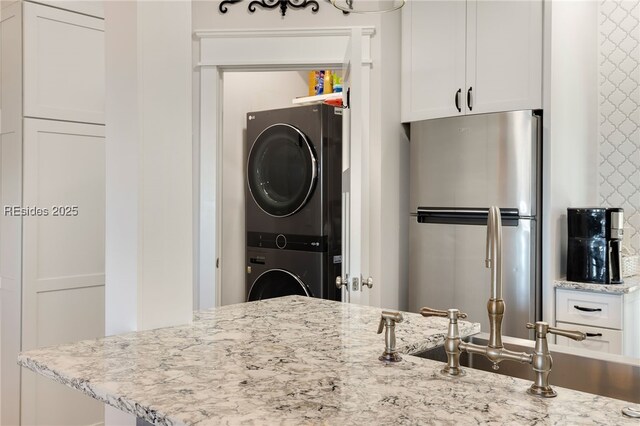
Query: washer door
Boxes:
[
  {"xmin": 247, "ymin": 269, "xmax": 311, "ymax": 302},
  {"xmin": 247, "ymin": 123, "xmax": 317, "ymax": 217}
]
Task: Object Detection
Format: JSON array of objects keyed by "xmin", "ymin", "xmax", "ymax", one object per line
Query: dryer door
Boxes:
[
  {"xmin": 247, "ymin": 269, "xmax": 311, "ymax": 301},
  {"xmin": 247, "ymin": 123, "xmax": 317, "ymax": 217}
]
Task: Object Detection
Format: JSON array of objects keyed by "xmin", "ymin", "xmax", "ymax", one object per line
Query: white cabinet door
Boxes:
[
  {"xmin": 23, "ymin": 2, "xmax": 105, "ymax": 124},
  {"xmin": 466, "ymin": 0, "xmax": 542, "ymax": 114},
  {"xmin": 401, "ymin": 0, "xmax": 466, "ymax": 122},
  {"xmin": 21, "ymin": 118, "xmax": 105, "ymax": 426}
]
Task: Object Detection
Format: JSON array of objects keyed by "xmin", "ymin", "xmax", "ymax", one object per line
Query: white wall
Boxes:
[
  {"xmin": 220, "ymin": 71, "xmax": 308, "ymax": 305},
  {"xmin": 105, "ymin": 0, "xmax": 193, "ymax": 333},
  {"xmin": 377, "ymin": 12, "xmax": 408, "ymax": 311},
  {"xmin": 105, "ymin": 1, "xmax": 193, "ymax": 423},
  {"xmin": 542, "ymin": 0, "xmax": 600, "ymax": 325},
  {"xmin": 193, "ymin": 0, "xmax": 406, "ymax": 310}
]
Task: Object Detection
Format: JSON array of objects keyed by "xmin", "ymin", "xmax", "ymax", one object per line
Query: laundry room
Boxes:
[{"xmin": 220, "ymin": 69, "xmax": 345, "ymax": 306}]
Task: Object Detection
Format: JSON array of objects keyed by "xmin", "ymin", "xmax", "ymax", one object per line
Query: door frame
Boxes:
[{"xmin": 195, "ymin": 27, "xmax": 374, "ymax": 309}]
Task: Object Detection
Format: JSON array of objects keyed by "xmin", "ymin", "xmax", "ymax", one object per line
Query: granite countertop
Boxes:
[
  {"xmin": 554, "ymin": 275, "xmax": 639, "ymax": 294},
  {"xmin": 18, "ymin": 296, "xmax": 637, "ymax": 425}
]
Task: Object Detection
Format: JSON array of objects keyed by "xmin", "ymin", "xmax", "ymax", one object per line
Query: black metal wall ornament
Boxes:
[
  {"xmin": 219, "ymin": 0, "xmax": 347, "ymax": 17},
  {"xmin": 219, "ymin": 0, "xmax": 243, "ymax": 14}
]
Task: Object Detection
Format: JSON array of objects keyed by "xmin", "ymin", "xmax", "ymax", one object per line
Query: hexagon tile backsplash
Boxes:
[{"xmin": 599, "ymin": 0, "xmax": 640, "ymax": 254}]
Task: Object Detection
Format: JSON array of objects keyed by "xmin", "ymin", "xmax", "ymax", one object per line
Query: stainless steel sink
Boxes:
[{"xmin": 414, "ymin": 333, "xmax": 640, "ymax": 403}]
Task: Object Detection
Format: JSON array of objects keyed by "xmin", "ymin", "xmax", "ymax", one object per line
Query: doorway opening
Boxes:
[
  {"xmin": 219, "ymin": 69, "xmax": 343, "ymax": 306},
  {"xmin": 195, "ymin": 27, "xmax": 374, "ymax": 310}
]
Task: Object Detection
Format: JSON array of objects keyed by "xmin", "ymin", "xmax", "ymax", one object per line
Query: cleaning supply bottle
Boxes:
[
  {"xmin": 315, "ymin": 70, "xmax": 325, "ymax": 95},
  {"xmin": 308, "ymin": 71, "xmax": 316, "ymax": 96},
  {"xmin": 333, "ymin": 73, "xmax": 343, "ymax": 93},
  {"xmin": 324, "ymin": 70, "xmax": 333, "ymax": 94}
]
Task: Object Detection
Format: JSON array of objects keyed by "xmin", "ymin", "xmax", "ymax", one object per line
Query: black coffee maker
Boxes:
[{"xmin": 567, "ymin": 208, "xmax": 624, "ymax": 284}]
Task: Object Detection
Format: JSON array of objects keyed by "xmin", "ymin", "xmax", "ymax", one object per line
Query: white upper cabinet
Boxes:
[
  {"xmin": 402, "ymin": 0, "xmax": 542, "ymax": 122},
  {"xmin": 401, "ymin": 0, "xmax": 467, "ymax": 122},
  {"xmin": 23, "ymin": 2, "xmax": 105, "ymax": 124},
  {"xmin": 466, "ymin": 0, "xmax": 543, "ymax": 114}
]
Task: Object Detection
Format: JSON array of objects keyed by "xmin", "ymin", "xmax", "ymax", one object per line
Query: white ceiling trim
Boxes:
[
  {"xmin": 197, "ymin": 27, "xmax": 373, "ymax": 68},
  {"xmin": 194, "ymin": 26, "xmax": 376, "ymax": 39},
  {"xmin": 196, "ymin": 59, "xmax": 372, "ymax": 68}
]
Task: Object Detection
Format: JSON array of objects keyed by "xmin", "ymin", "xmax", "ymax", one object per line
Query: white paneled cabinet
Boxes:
[
  {"xmin": 23, "ymin": 1, "xmax": 105, "ymax": 124},
  {"xmin": 401, "ymin": 0, "xmax": 543, "ymax": 122},
  {"xmin": 467, "ymin": 0, "xmax": 543, "ymax": 114},
  {"xmin": 0, "ymin": 2, "xmax": 105, "ymax": 425},
  {"xmin": 401, "ymin": 0, "xmax": 466, "ymax": 121},
  {"xmin": 555, "ymin": 288, "xmax": 640, "ymax": 358}
]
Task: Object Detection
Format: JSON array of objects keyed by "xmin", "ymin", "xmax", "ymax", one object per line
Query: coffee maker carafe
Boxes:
[{"xmin": 567, "ymin": 208, "xmax": 624, "ymax": 284}]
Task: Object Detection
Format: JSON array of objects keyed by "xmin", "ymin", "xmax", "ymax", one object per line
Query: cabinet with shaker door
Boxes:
[
  {"xmin": 0, "ymin": 2, "xmax": 105, "ymax": 425},
  {"xmin": 401, "ymin": 0, "xmax": 543, "ymax": 122},
  {"xmin": 554, "ymin": 283, "xmax": 640, "ymax": 358}
]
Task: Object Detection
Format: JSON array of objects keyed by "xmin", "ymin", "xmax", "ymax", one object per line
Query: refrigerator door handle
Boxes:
[{"xmin": 412, "ymin": 207, "xmax": 521, "ymax": 227}]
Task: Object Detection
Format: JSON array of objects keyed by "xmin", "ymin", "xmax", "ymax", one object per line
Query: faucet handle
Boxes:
[
  {"xmin": 548, "ymin": 326, "xmax": 586, "ymax": 341},
  {"xmin": 526, "ymin": 322, "xmax": 586, "ymax": 341},
  {"xmin": 420, "ymin": 307, "xmax": 448, "ymax": 318},
  {"xmin": 421, "ymin": 307, "xmax": 468, "ymax": 320}
]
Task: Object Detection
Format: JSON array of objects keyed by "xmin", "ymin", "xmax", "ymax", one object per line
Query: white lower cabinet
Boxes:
[
  {"xmin": 20, "ymin": 118, "xmax": 106, "ymax": 426},
  {"xmin": 555, "ymin": 288, "xmax": 639, "ymax": 358}
]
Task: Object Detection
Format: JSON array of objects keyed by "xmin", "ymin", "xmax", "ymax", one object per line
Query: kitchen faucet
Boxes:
[{"xmin": 421, "ymin": 206, "xmax": 586, "ymax": 397}]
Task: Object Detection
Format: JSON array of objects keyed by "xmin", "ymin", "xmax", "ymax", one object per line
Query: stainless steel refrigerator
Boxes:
[{"xmin": 408, "ymin": 110, "xmax": 541, "ymax": 339}]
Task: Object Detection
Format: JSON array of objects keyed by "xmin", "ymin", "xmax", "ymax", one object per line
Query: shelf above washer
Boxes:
[{"xmin": 292, "ymin": 92, "xmax": 343, "ymax": 106}]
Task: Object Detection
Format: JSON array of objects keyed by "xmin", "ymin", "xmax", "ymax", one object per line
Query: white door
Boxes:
[
  {"xmin": 401, "ymin": 0, "xmax": 467, "ymax": 122},
  {"xmin": 340, "ymin": 28, "xmax": 372, "ymax": 305},
  {"xmin": 466, "ymin": 0, "xmax": 542, "ymax": 114}
]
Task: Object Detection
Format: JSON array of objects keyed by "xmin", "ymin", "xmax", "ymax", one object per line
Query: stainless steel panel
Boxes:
[
  {"xmin": 408, "ymin": 219, "xmax": 536, "ymax": 339},
  {"xmin": 409, "ymin": 110, "xmax": 539, "ymax": 217}
]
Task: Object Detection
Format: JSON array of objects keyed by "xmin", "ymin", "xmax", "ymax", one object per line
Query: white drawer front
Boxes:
[
  {"xmin": 556, "ymin": 289, "xmax": 622, "ymax": 329},
  {"xmin": 555, "ymin": 322, "xmax": 623, "ymax": 355}
]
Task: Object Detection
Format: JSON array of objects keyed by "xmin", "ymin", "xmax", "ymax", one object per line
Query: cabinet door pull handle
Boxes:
[
  {"xmin": 573, "ymin": 305, "xmax": 602, "ymax": 312},
  {"xmin": 467, "ymin": 86, "xmax": 473, "ymax": 111},
  {"xmin": 586, "ymin": 332, "xmax": 603, "ymax": 337},
  {"xmin": 454, "ymin": 89, "xmax": 461, "ymax": 112}
]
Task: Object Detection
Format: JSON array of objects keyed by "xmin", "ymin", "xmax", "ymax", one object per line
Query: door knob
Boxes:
[
  {"xmin": 361, "ymin": 276, "xmax": 373, "ymax": 290},
  {"xmin": 335, "ymin": 275, "xmax": 348, "ymax": 289}
]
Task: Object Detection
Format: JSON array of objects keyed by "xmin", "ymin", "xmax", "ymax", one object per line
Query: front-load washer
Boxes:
[
  {"xmin": 245, "ymin": 104, "xmax": 342, "ymax": 238},
  {"xmin": 246, "ymin": 243, "xmax": 341, "ymax": 302}
]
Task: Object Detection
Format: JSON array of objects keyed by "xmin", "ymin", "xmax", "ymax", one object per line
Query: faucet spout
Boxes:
[
  {"xmin": 486, "ymin": 206, "xmax": 503, "ymax": 300},
  {"xmin": 486, "ymin": 206, "xmax": 504, "ymax": 349}
]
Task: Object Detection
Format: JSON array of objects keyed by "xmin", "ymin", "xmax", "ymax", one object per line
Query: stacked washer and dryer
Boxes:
[{"xmin": 245, "ymin": 104, "xmax": 343, "ymax": 302}]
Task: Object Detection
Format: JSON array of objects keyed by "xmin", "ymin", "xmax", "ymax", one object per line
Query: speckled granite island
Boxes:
[{"xmin": 18, "ymin": 296, "xmax": 637, "ymax": 425}]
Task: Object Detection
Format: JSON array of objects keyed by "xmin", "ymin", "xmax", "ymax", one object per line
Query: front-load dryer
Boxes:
[
  {"xmin": 245, "ymin": 104, "xmax": 342, "ymax": 238},
  {"xmin": 246, "ymin": 244, "xmax": 341, "ymax": 302}
]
